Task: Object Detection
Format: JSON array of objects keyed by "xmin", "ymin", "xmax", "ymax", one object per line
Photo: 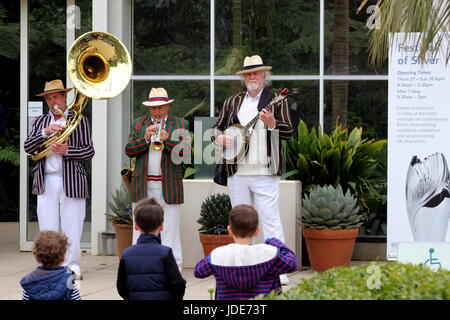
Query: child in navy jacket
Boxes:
[
  {"xmin": 194, "ymin": 204, "xmax": 298, "ymax": 300},
  {"xmin": 20, "ymin": 231, "xmax": 80, "ymax": 300},
  {"xmin": 116, "ymin": 198, "xmax": 186, "ymax": 300}
]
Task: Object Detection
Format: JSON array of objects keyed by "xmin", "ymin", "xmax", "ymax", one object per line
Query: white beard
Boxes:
[{"xmin": 246, "ymin": 81, "xmax": 262, "ymax": 92}]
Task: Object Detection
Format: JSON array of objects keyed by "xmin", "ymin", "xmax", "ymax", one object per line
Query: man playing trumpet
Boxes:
[{"xmin": 125, "ymin": 87, "xmax": 190, "ymax": 271}]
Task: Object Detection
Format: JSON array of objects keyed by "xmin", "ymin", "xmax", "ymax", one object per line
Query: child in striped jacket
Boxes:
[{"xmin": 194, "ymin": 205, "xmax": 298, "ymax": 300}]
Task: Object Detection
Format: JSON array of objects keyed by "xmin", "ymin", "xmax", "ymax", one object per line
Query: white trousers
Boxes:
[
  {"xmin": 37, "ymin": 173, "xmax": 86, "ymax": 270},
  {"xmin": 227, "ymin": 175, "xmax": 285, "ymax": 242},
  {"xmin": 132, "ymin": 181, "xmax": 182, "ymax": 270}
]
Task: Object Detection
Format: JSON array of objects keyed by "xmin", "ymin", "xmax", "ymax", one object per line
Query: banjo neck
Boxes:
[{"xmin": 242, "ymin": 88, "xmax": 289, "ymax": 136}]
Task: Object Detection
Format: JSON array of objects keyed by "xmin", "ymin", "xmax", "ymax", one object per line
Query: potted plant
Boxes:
[
  {"xmin": 197, "ymin": 193, "xmax": 234, "ymax": 256},
  {"xmin": 106, "ymin": 185, "xmax": 133, "ymax": 258},
  {"xmin": 302, "ymin": 184, "xmax": 364, "ymax": 272}
]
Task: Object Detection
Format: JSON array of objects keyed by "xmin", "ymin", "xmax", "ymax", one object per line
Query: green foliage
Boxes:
[
  {"xmin": 261, "ymin": 262, "xmax": 450, "ymax": 300},
  {"xmin": 197, "ymin": 193, "xmax": 232, "ymax": 235},
  {"xmin": 106, "ymin": 185, "xmax": 132, "ymax": 225},
  {"xmin": 0, "ymin": 145, "xmax": 19, "ymax": 166},
  {"xmin": 302, "ymin": 184, "xmax": 363, "ymax": 230},
  {"xmin": 286, "ymin": 120, "xmax": 387, "ymax": 213}
]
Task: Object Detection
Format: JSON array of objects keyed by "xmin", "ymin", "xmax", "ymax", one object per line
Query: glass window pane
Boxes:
[
  {"xmin": 27, "ymin": 0, "xmax": 67, "ymax": 242},
  {"xmin": 324, "ymin": 80, "xmax": 388, "ymax": 139},
  {"xmin": 133, "ymin": 0, "xmax": 210, "ymax": 75},
  {"xmin": 215, "ymin": 0, "xmax": 320, "ymax": 75},
  {"xmin": 324, "ymin": 0, "xmax": 387, "ymax": 75},
  {"xmin": 27, "ymin": 0, "xmax": 92, "ymax": 245}
]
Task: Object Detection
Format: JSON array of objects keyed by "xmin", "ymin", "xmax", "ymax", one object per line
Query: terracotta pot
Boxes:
[
  {"xmin": 113, "ymin": 223, "xmax": 133, "ymax": 258},
  {"xmin": 199, "ymin": 233, "xmax": 234, "ymax": 257},
  {"xmin": 303, "ymin": 227, "xmax": 359, "ymax": 273}
]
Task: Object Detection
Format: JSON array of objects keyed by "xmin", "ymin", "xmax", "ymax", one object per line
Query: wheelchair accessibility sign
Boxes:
[{"xmin": 398, "ymin": 243, "xmax": 450, "ymax": 271}]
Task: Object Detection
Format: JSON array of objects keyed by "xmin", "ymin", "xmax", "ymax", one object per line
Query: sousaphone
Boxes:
[{"xmin": 31, "ymin": 31, "xmax": 132, "ymax": 160}]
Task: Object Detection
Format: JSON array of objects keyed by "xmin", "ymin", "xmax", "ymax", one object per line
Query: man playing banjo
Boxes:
[{"xmin": 212, "ymin": 55, "xmax": 293, "ymax": 284}]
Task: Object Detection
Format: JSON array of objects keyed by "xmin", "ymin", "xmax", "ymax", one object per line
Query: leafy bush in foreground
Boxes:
[{"xmin": 260, "ymin": 262, "xmax": 450, "ymax": 300}]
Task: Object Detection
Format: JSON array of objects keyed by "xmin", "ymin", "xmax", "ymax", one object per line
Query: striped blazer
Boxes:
[
  {"xmin": 125, "ymin": 114, "xmax": 190, "ymax": 204},
  {"xmin": 194, "ymin": 238, "xmax": 298, "ymax": 300},
  {"xmin": 24, "ymin": 112, "xmax": 95, "ymax": 199},
  {"xmin": 212, "ymin": 88, "xmax": 293, "ymax": 177}
]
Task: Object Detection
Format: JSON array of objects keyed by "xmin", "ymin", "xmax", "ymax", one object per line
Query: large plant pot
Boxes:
[
  {"xmin": 113, "ymin": 223, "xmax": 133, "ymax": 258},
  {"xmin": 199, "ymin": 233, "xmax": 234, "ymax": 257},
  {"xmin": 303, "ymin": 228, "xmax": 359, "ymax": 273}
]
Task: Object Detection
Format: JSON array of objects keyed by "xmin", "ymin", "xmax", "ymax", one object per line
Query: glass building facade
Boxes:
[{"xmin": 15, "ymin": 0, "xmax": 387, "ymax": 252}]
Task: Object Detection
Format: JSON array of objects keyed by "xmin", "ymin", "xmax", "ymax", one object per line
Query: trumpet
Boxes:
[{"xmin": 150, "ymin": 120, "xmax": 165, "ymax": 151}]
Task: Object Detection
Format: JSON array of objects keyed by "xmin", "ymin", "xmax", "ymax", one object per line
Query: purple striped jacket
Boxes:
[
  {"xmin": 24, "ymin": 112, "xmax": 95, "ymax": 199},
  {"xmin": 194, "ymin": 238, "xmax": 298, "ymax": 300}
]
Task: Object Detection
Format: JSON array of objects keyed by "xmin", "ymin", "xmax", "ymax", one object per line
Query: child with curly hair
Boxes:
[{"xmin": 20, "ymin": 231, "xmax": 80, "ymax": 300}]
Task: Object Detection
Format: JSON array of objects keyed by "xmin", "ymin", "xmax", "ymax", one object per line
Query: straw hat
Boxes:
[
  {"xmin": 235, "ymin": 55, "xmax": 272, "ymax": 75},
  {"xmin": 142, "ymin": 87, "xmax": 174, "ymax": 107},
  {"xmin": 36, "ymin": 79, "xmax": 72, "ymax": 96}
]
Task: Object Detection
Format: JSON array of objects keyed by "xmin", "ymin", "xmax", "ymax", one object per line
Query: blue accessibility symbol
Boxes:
[{"xmin": 424, "ymin": 248, "xmax": 442, "ymax": 269}]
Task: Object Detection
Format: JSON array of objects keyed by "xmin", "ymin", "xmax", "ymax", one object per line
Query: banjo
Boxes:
[{"xmin": 221, "ymin": 88, "xmax": 289, "ymax": 163}]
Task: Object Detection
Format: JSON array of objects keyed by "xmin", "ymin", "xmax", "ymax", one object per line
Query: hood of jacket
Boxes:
[
  {"xmin": 209, "ymin": 243, "xmax": 278, "ymax": 290},
  {"xmin": 20, "ymin": 266, "xmax": 74, "ymax": 300}
]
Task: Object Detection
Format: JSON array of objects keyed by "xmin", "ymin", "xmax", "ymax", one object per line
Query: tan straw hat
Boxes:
[
  {"xmin": 142, "ymin": 87, "xmax": 174, "ymax": 107},
  {"xmin": 36, "ymin": 79, "xmax": 72, "ymax": 96},
  {"xmin": 235, "ymin": 55, "xmax": 272, "ymax": 75}
]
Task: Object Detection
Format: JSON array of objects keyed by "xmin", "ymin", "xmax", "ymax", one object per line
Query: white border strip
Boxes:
[
  {"xmin": 319, "ymin": 0, "xmax": 324, "ymax": 127},
  {"xmin": 19, "ymin": 0, "xmax": 31, "ymax": 251},
  {"xmin": 132, "ymin": 75, "xmax": 388, "ymax": 81}
]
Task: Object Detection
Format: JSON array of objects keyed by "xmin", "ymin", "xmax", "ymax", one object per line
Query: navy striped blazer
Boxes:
[{"xmin": 24, "ymin": 111, "xmax": 95, "ymax": 199}]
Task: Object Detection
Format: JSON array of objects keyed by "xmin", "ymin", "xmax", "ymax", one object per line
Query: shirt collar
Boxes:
[
  {"xmin": 151, "ymin": 115, "xmax": 168, "ymax": 124},
  {"xmin": 245, "ymin": 89, "xmax": 263, "ymax": 101},
  {"xmin": 48, "ymin": 108, "xmax": 69, "ymax": 121}
]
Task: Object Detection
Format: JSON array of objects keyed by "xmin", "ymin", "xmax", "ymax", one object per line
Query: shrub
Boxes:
[
  {"xmin": 285, "ymin": 120, "xmax": 387, "ymax": 234},
  {"xmin": 260, "ymin": 262, "xmax": 450, "ymax": 300}
]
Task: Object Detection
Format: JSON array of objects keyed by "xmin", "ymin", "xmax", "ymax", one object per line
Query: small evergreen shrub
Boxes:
[{"xmin": 260, "ymin": 262, "xmax": 450, "ymax": 300}]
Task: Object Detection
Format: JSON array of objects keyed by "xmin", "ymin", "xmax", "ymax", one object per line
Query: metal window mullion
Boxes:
[
  {"xmin": 319, "ymin": 0, "xmax": 324, "ymax": 128},
  {"xmin": 210, "ymin": 0, "xmax": 215, "ymax": 116}
]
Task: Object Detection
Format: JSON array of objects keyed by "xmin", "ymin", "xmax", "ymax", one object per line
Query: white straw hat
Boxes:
[
  {"xmin": 142, "ymin": 87, "xmax": 174, "ymax": 107},
  {"xmin": 235, "ymin": 55, "xmax": 272, "ymax": 75}
]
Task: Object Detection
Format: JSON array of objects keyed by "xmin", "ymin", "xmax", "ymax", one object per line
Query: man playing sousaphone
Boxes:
[
  {"xmin": 211, "ymin": 55, "xmax": 293, "ymax": 284},
  {"xmin": 125, "ymin": 87, "xmax": 190, "ymax": 271},
  {"xmin": 24, "ymin": 79, "xmax": 95, "ymax": 280}
]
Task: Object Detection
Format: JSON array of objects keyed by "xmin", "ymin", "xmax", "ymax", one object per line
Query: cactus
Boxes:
[
  {"xmin": 302, "ymin": 185, "xmax": 363, "ymax": 230},
  {"xmin": 197, "ymin": 193, "xmax": 232, "ymax": 235}
]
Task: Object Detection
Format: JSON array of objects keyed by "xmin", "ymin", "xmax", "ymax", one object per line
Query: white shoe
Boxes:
[
  {"xmin": 279, "ymin": 274, "xmax": 289, "ymax": 285},
  {"xmin": 68, "ymin": 264, "xmax": 83, "ymax": 280}
]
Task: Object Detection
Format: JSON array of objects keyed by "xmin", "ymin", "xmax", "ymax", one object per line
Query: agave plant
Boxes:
[
  {"xmin": 106, "ymin": 185, "xmax": 132, "ymax": 225},
  {"xmin": 302, "ymin": 184, "xmax": 363, "ymax": 230},
  {"xmin": 197, "ymin": 193, "xmax": 232, "ymax": 235}
]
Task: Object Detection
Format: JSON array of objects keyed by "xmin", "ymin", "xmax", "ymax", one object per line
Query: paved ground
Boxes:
[{"xmin": 0, "ymin": 222, "xmax": 366, "ymax": 300}]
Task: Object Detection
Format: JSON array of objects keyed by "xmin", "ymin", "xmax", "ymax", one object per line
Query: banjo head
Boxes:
[{"xmin": 222, "ymin": 125, "xmax": 247, "ymax": 162}]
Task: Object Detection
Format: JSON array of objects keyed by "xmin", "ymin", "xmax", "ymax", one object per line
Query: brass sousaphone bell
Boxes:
[{"xmin": 31, "ymin": 31, "xmax": 132, "ymax": 160}]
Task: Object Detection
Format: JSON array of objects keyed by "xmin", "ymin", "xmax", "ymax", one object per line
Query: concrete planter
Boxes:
[{"xmin": 352, "ymin": 237, "xmax": 387, "ymax": 261}]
